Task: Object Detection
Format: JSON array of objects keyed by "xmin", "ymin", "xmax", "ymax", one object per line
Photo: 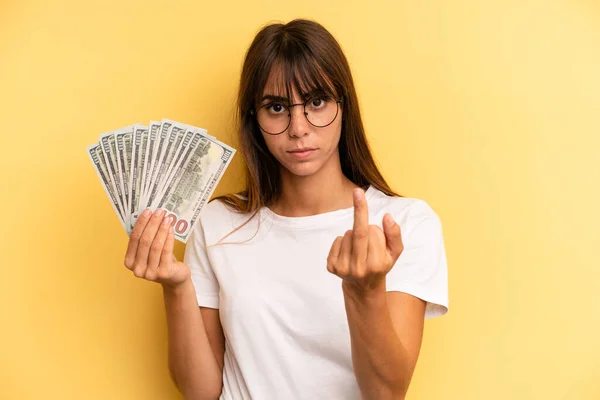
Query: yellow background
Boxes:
[{"xmin": 1, "ymin": 0, "xmax": 599, "ymax": 399}]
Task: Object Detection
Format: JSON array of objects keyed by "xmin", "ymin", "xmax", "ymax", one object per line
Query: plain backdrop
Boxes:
[{"xmin": 1, "ymin": 1, "xmax": 599, "ymax": 399}]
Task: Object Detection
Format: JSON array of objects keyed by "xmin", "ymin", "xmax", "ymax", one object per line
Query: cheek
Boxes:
[
  {"xmin": 261, "ymin": 134, "xmax": 285, "ymax": 158},
  {"xmin": 326, "ymin": 124, "xmax": 343, "ymax": 151}
]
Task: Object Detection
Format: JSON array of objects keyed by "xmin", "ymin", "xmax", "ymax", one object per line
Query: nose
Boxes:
[{"xmin": 287, "ymin": 105, "xmax": 309, "ymax": 138}]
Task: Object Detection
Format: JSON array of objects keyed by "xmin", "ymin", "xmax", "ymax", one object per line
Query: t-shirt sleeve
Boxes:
[
  {"xmin": 386, "ymin": 200, "xmax": 449, "ymax": 319},
  {"xmin": 183, "ymin": 218, "xmax": 220, "ymax": 309}
]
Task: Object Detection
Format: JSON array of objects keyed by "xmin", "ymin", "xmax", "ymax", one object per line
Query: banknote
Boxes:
[
  {"xmin": 87, "ymin": 143, "xmax": 126, "ymax": 230},
  {"xmin": 141, "ymin": 120, "xmax": 173, "ymax": 210},
  {"xmin": 99, "ymin": 131, "xmax": 126, "ymax": 218},
  {"xmin": 140, "ymin": 121, "xmax": 161, "ymax": 206},
  {"xmin": 115, "ymin": 127, "xmax": 134, "ymax": 221},
  {"xmin": 128, "ymin": 125, "xmax": 149, "ymax": 231},
  {"xmin": 87, "ymin": 119, "xmax": 236, "ymax": 241}
]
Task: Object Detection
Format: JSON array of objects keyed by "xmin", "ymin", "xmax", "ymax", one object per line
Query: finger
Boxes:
[
  {"xmin": 382, "ymin": 214, "xmax": 404, "ymax": 263},
  {"xmin": 352, "ymin": 188, "xmax": 369, "ymax": 262},
  {"xmin": 327, "ymin": 236, "xmax": 344, "ymax": 273},
  {"xmin": 337, "ymin": 230, "xmax": 353, "ymax": 277},
  {"xmin": 124, "ymin": 208, "xmax": 152, "ymax": 270},
  {"xmin": 367, "ymin": 225, "xmax": 386, "ymax": 273},
  {"xmin": 146, "ymin": 213, "xmax": 175, "ymax": 280},
  {"xmin": 132, "ymin": 208, "xmax": 166, "ymax": 277},
  {"xmin": 158, "ymin": 225, "xmax": 176, "ymax": 280}
]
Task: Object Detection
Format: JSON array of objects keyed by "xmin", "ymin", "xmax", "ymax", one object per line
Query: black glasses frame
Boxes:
[{"xmin": 250, "ymin": 95, "xmax": 344, "ymax": 135}]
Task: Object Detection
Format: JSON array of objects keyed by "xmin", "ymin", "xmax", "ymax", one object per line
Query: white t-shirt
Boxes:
[{"xmin": 183, "ymin": 185, "xmax": 449, "ymax": 399}]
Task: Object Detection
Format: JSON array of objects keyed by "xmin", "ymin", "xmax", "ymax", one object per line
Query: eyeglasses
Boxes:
[{"xmin": 250, "ymin": 95, "xmax": 343, "ymax": 135}]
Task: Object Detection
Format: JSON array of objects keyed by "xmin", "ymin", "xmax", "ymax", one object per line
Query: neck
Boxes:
[{"xmin": 270, "ymin": 151, "xmax": 360, "ymax": 217}]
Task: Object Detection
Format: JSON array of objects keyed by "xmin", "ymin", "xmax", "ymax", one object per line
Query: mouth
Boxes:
[{"xmin": 287, "ymin": 148, "xmax": 318, "ymax": 160}]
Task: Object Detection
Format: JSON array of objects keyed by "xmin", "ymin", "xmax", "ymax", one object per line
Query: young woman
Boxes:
[{"xmin": 124, "ymin": 19, "xmax": 448, "ymax": 400}]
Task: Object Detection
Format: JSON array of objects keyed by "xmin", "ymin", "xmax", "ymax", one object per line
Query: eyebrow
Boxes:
[
  {"xmin": 261, "ymin": 90, "xmax": 329, "ymax": 104},
  {"xmin": 261, "ymin": 94, "xmax": 289, "ymax": 103}
]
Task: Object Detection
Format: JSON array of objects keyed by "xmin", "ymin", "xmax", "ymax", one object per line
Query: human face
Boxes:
[{"xmin": 258, "ymin": 76, "xmax": 343, "ymax": 178}]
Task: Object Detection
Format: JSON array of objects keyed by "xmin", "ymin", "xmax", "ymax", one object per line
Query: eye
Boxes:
[
  {"xmin": 266, "ymin": 102, "xmax": 287, "ymax": 114},
  {"xmin": 308, "ymin": 96, "xmax": 328, "ymax": 109}
]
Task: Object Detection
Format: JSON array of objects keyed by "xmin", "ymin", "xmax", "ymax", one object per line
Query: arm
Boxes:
[
  {"xmin": 124, "ymin": 208, "xmax": 225, "ymax": 400},
  {"xmin": 343, "ymin": 281, "xmax": 425, "ymax": 399},
  {"xmin": 327, "ymin": 188, "xmax": 426, "ymax": 399},
  {"xmin": 163, "ymin": 279, "xmax": 224, "ymax": 400}
]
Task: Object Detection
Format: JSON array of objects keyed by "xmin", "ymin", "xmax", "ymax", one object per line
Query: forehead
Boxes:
[
  {"xmin": 260, "ymin": 62, "xmax": 335, "ymax": 100},
  {"xmin": 262, "ymin": 66, "xmax": 300, "ymax": 98}
]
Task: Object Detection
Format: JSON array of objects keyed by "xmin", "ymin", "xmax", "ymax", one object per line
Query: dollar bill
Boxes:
[
  {"xmin": 99, "ymin": 131, "xmax": 126, "ymax": 218},
  {"xmin": 87, "ymin": 143, "xmax": 126, "ymax": 230},
  {"xmin": 141, "ymin": 120, "xmax": 173, "ymax": 210},
  {"xmin": 140, "ymin": 121, "xmax": 161, "ymax": 205},
  {"xmin": 128, "ymin": 125, "xmax": 149, "ymax": 231},
  {"xmin": 115, "ymin": 128, "xmax": 134, "ymax": 222}
]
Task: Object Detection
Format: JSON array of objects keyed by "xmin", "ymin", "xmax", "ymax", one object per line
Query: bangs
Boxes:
[{"xmin": 257, "ymin": 50, "xmax": 340, "ymax": 105}]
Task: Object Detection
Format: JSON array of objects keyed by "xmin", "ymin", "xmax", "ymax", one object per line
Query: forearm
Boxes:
[
  {"xmin": 343, "ymin": 281, "xmax": 412, "ymax": 400},
  {"xmin": 163, "ymin": 279, "xmax": 222, "ymax": 400}
]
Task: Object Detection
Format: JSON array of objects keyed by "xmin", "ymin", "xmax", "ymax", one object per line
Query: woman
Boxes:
[{"xmin": 124, "ymin": 19, "xmax": 448, "ymax": 400}]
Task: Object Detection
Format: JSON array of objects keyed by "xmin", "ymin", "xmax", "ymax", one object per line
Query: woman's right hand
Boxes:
[{"xmin": 124, "ymin": 208, "xmax": 191, "ymax": 289}]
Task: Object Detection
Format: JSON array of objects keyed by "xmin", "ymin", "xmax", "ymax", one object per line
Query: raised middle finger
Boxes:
[{"xmin": 352, "ymin": 188, "xmax": 369, "ymax": 263}]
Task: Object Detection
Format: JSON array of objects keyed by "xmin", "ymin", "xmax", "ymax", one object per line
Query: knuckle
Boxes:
[
  {"xmin": 132, "ymin": 268, "xmax": 145, "ymax": 278},
  {"xmin": 326, "ymin": 260, "xmax": 335, "ymax": 272},
  {"xmin": 145, "ymin": 272, "xmax": 157, "ymax": 281},
  {"xmin": 371, "ymin": 225, "xmax": 384, "ymax": 238},
  {"xmin": 354, "ymin": 269, "xmax": 366, "ymax": 279},
  {"xmin": 156, "ymin": 268, "xmax": 169, "ymax": 280},
  {"xmin": 352, "ymin": 257, "xmax": 365, "ymax": 268},
  {"xmin": 150, "ymin": 241, "xmax": 163, "ymax": 253},
  {"xmin": 124, "ymin": 257, "xmax": 133, "ymax": 269},
  {"xmin": 130, "ymin": 232, "xmax": 142, "ymax": 243},
  {"xmin": 139, "ymin": 237, "xmax": 152, "ymax": 248},
  {"xmin": 353, "ymin": 228, "xmax": 368, "ymax": 239},
  {"xmin": 369, "ymin": 225, "xmax": 382, "ymax": 235}
]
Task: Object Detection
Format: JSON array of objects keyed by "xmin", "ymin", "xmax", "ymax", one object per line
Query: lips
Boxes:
[{"xmin": 287, "ymin": 148, "xmax": 317, "ymax": 160}]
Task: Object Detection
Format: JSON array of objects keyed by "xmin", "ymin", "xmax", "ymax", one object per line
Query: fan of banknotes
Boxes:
[{"xmin": 86, "ymin": 119, "xmax": 236, "ymax": 243}]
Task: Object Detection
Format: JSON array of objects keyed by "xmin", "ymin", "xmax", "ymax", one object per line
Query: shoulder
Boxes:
[
  {"xmin": 368, "ymin": 187, "xmax": 442, "ymax": 238},
  {"xmin": 192, "ymin": 196, "xmax": 257, "ymax": 245}
]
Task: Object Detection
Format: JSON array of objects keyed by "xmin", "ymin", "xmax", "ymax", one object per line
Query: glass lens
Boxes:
[
  {"xmin": 305, "ymin": 96, "xmax": 338, "ymax": 127},
  {"xmin": 256, "ymin": 102, "xmax": 289, "ymax": 134}
]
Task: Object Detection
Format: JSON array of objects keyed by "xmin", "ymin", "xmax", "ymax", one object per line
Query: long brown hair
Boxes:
[{"xmin": 214, "ymin": 19, "xmax": 400, "ymax": 216}]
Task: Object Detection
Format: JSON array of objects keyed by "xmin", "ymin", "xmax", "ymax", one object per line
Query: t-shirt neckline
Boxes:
[{"xmin": 261, "ymin": 185, "xmax": 376, "ymax": 229}]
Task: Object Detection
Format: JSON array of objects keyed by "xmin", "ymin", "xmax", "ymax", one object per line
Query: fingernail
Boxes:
[
  {"xmin": 156, "ymin": 208, "xmax": 165, "ymax": 217},
  {"xmin": 353, "ymin": 188, "xmax": 362, "ymax": 201},
  {"xmin": 142, "ymin": 208, "xmax": 151, "ymax": 217},
  {"xmin": 162, "ymin": 215, "xmax": 171, "ymax": 225}
]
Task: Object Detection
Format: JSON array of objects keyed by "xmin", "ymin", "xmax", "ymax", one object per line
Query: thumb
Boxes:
[{"xmin": 383, "ymin": 214, "xmax": 404, "ymax": 262}]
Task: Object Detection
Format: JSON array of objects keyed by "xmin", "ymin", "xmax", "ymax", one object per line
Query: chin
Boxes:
[{"xmin": 282, "ymin": 160, "xmax": 323, "ymax": 177}]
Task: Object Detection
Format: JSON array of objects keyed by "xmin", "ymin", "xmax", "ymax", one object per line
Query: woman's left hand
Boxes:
[{"xmin": 327, "ymin": 188, "xmax": 404, "ymax": 293}]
